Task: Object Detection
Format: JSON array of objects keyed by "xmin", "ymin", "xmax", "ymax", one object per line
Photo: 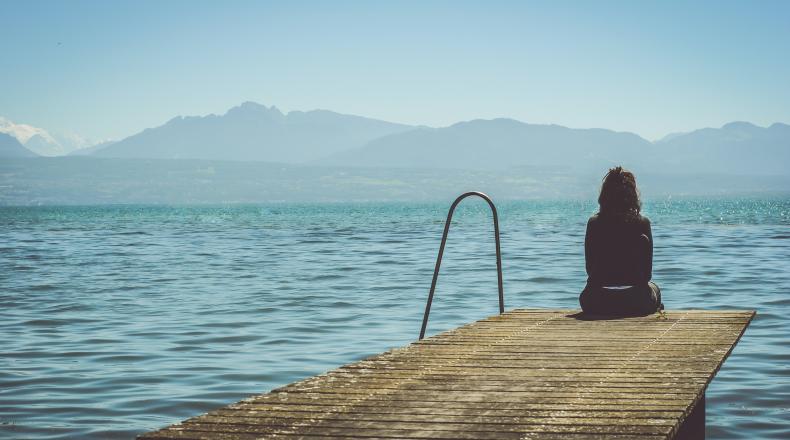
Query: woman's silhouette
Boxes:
[{"xmin": 580, "ymin": 166, "xmax": 663, "ymax": 316}]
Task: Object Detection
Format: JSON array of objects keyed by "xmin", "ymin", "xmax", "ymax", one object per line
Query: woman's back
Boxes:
[{"xmin": 584, "ymin": 212, "xmax": 652, "ymax": 287}]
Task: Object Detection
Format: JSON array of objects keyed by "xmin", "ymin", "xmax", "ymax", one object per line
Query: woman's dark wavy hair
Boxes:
[{"xmin": 598, "ymin": 166, "xmax": 641, "ymax": 217}]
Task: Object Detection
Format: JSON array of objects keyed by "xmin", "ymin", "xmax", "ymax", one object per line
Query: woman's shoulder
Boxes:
[
  {"xmin": 587, "ymin": 213, "xmax": 602, "ymax": 226},
  {"xmin": 589, "ymin": 212, "xmax": 651, "ymax": 226}
]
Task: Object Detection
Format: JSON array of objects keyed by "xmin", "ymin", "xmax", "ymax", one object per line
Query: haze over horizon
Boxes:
[{"xmin": 2, "ymin": 0, "xmax": 789, "ymax": 143}]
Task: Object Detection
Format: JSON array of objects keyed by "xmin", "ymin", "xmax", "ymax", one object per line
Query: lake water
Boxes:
[{"xmin": 1, "ymin": 198, "xmax": 788, "ymax": 439}]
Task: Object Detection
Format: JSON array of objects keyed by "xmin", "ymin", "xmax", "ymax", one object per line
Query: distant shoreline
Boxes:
[
  {"xmin": 1, "ymin": 156, "xmax": 789, "ymax": 206},
  {"xmin": 1, "ymin": 158, "xmax": 789, "ymax": 206}
]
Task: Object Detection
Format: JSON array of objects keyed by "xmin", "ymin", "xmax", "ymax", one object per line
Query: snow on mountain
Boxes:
[{"xmin": 0, "ymin": 117, "xmax": 93, "ymax": 156}]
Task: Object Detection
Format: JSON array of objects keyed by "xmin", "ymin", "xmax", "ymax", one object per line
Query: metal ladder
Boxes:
[{"xmin": 419, "ymin": 191, "xmax": 504, "ymax": 340}]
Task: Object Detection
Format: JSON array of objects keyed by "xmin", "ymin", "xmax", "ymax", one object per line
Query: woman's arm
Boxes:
[
  {"xmin": 642, "ymin": 217, "xmax": 653, "ymax": 283},
  {"xmin": 584, "ymin": 217, "xmax": 595, "ymax": 282}
]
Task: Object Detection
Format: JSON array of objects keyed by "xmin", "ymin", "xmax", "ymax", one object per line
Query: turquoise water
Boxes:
[{"xmin": 1, "ymin": 198, "xmax": 788, "ymax": 439}]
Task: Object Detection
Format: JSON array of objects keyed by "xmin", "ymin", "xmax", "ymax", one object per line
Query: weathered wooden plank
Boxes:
[
  {"xmin": 192, "ymin": 412, "xmax": 680, "ymax": 427},
  {"xmin": 146, "ymin": 421, "xmax": 673, "ymax": 436},
  {"xmin": 320, "ymin": 371, "xmax": 712, "ymax": 382},
  {"xmin": 215, "ymin": 407, "xmax": 683, "ymax": 419},
  {"xmin": 138, "ymin": 309, "xmax": 753, "ymax": 440},
  {"xmin": 280, "ymin": 378, "xmax": 707, "ymax": 392},
  {"xmin": 235, "ymin": 399, "xmax": 696, "ymax": 412},
  {"xmin": 248, "ymin": 392, "xmax": 698, "ymax": 406}
]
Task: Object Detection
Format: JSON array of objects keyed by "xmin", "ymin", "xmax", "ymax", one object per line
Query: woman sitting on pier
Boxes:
[{"xmin": 580, "ymin": 166, "xmax": 663, "ymax": 316}]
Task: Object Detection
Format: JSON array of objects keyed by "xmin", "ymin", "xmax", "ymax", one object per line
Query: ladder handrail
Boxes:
[{"xmin": 419, "ymin": 191, "xmax": 504, "ymax": 340}]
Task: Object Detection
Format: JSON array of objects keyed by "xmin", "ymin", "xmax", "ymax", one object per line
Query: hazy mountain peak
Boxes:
[
  {"xmin": 448, "ymin": 117, "xmax": 522, "ymax": 129},
  {"xmin": 92, "ymin": 101, "xmax": 414, "ymax": 162},
  {"xmin": 0, "ymin": 116, "xmax": 54, "ymax": 144},
  {"xmin": 646, "ymin": 120, "xmax": 790, "ymax": 175},
  {"xmin": 239, "ymin": 100, "xmax": 263, "ymax": 108},
  {"xmin": 721, "ymin": 121, "xmax": 759, "ymax": 131},
  {"xmin": 323, "ymin": 117, "xmax": 653, "ymax": 171},
  {"xmin": 654, "ymin": 131, "xmax": 689, "ymax": 143},
  {"xmin": 225, "ymin": 101, "xmax": 284, "ymax": 120}
]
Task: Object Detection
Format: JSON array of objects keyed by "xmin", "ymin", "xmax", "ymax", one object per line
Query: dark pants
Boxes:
[{"xmin": 580, "ymin": 281, "xmax": 662, "ymax": 316}]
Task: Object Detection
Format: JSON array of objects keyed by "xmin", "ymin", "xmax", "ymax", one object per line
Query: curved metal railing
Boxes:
[{"xmin": 419, "ymin": 191, "xmax": 504, "ymax": 340}]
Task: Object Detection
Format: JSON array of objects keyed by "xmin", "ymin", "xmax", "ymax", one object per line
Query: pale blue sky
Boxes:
[{"xmin": 1, "ymin": 0, "xmax": 788, "ymax": 141}]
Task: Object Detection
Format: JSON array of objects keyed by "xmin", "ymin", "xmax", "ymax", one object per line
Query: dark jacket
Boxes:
[{"xmin": 584, "ymin": 212, "xmax": 653, "ymax": 287}]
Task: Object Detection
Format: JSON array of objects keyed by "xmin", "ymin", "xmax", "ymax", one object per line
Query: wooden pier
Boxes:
[{"xmin": 139, "ymin": 309, "xmax": 753, "ymax": 440}]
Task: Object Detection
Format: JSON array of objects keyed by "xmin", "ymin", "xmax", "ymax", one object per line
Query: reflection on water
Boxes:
[{"xmin": 1, "ymin": 198, "xmax": 788, "ymax": 439}]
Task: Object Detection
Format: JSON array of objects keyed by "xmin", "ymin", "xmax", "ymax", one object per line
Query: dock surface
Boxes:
[{"xmin": 139, "ymin": 309, "xmax": 753, "ymax": 440}]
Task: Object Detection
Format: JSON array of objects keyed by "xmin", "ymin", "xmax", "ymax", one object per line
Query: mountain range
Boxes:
[
  {"xmin": 325, "ymin": 119, "xmax": 790, "ymax": 174},
  {"xmin": 652, "ymin": 121, "xmax": 790, "ymax": 175},
  {"xmin": 2, "ymin": 102, "xmax": 788, "ymax": 176}
]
